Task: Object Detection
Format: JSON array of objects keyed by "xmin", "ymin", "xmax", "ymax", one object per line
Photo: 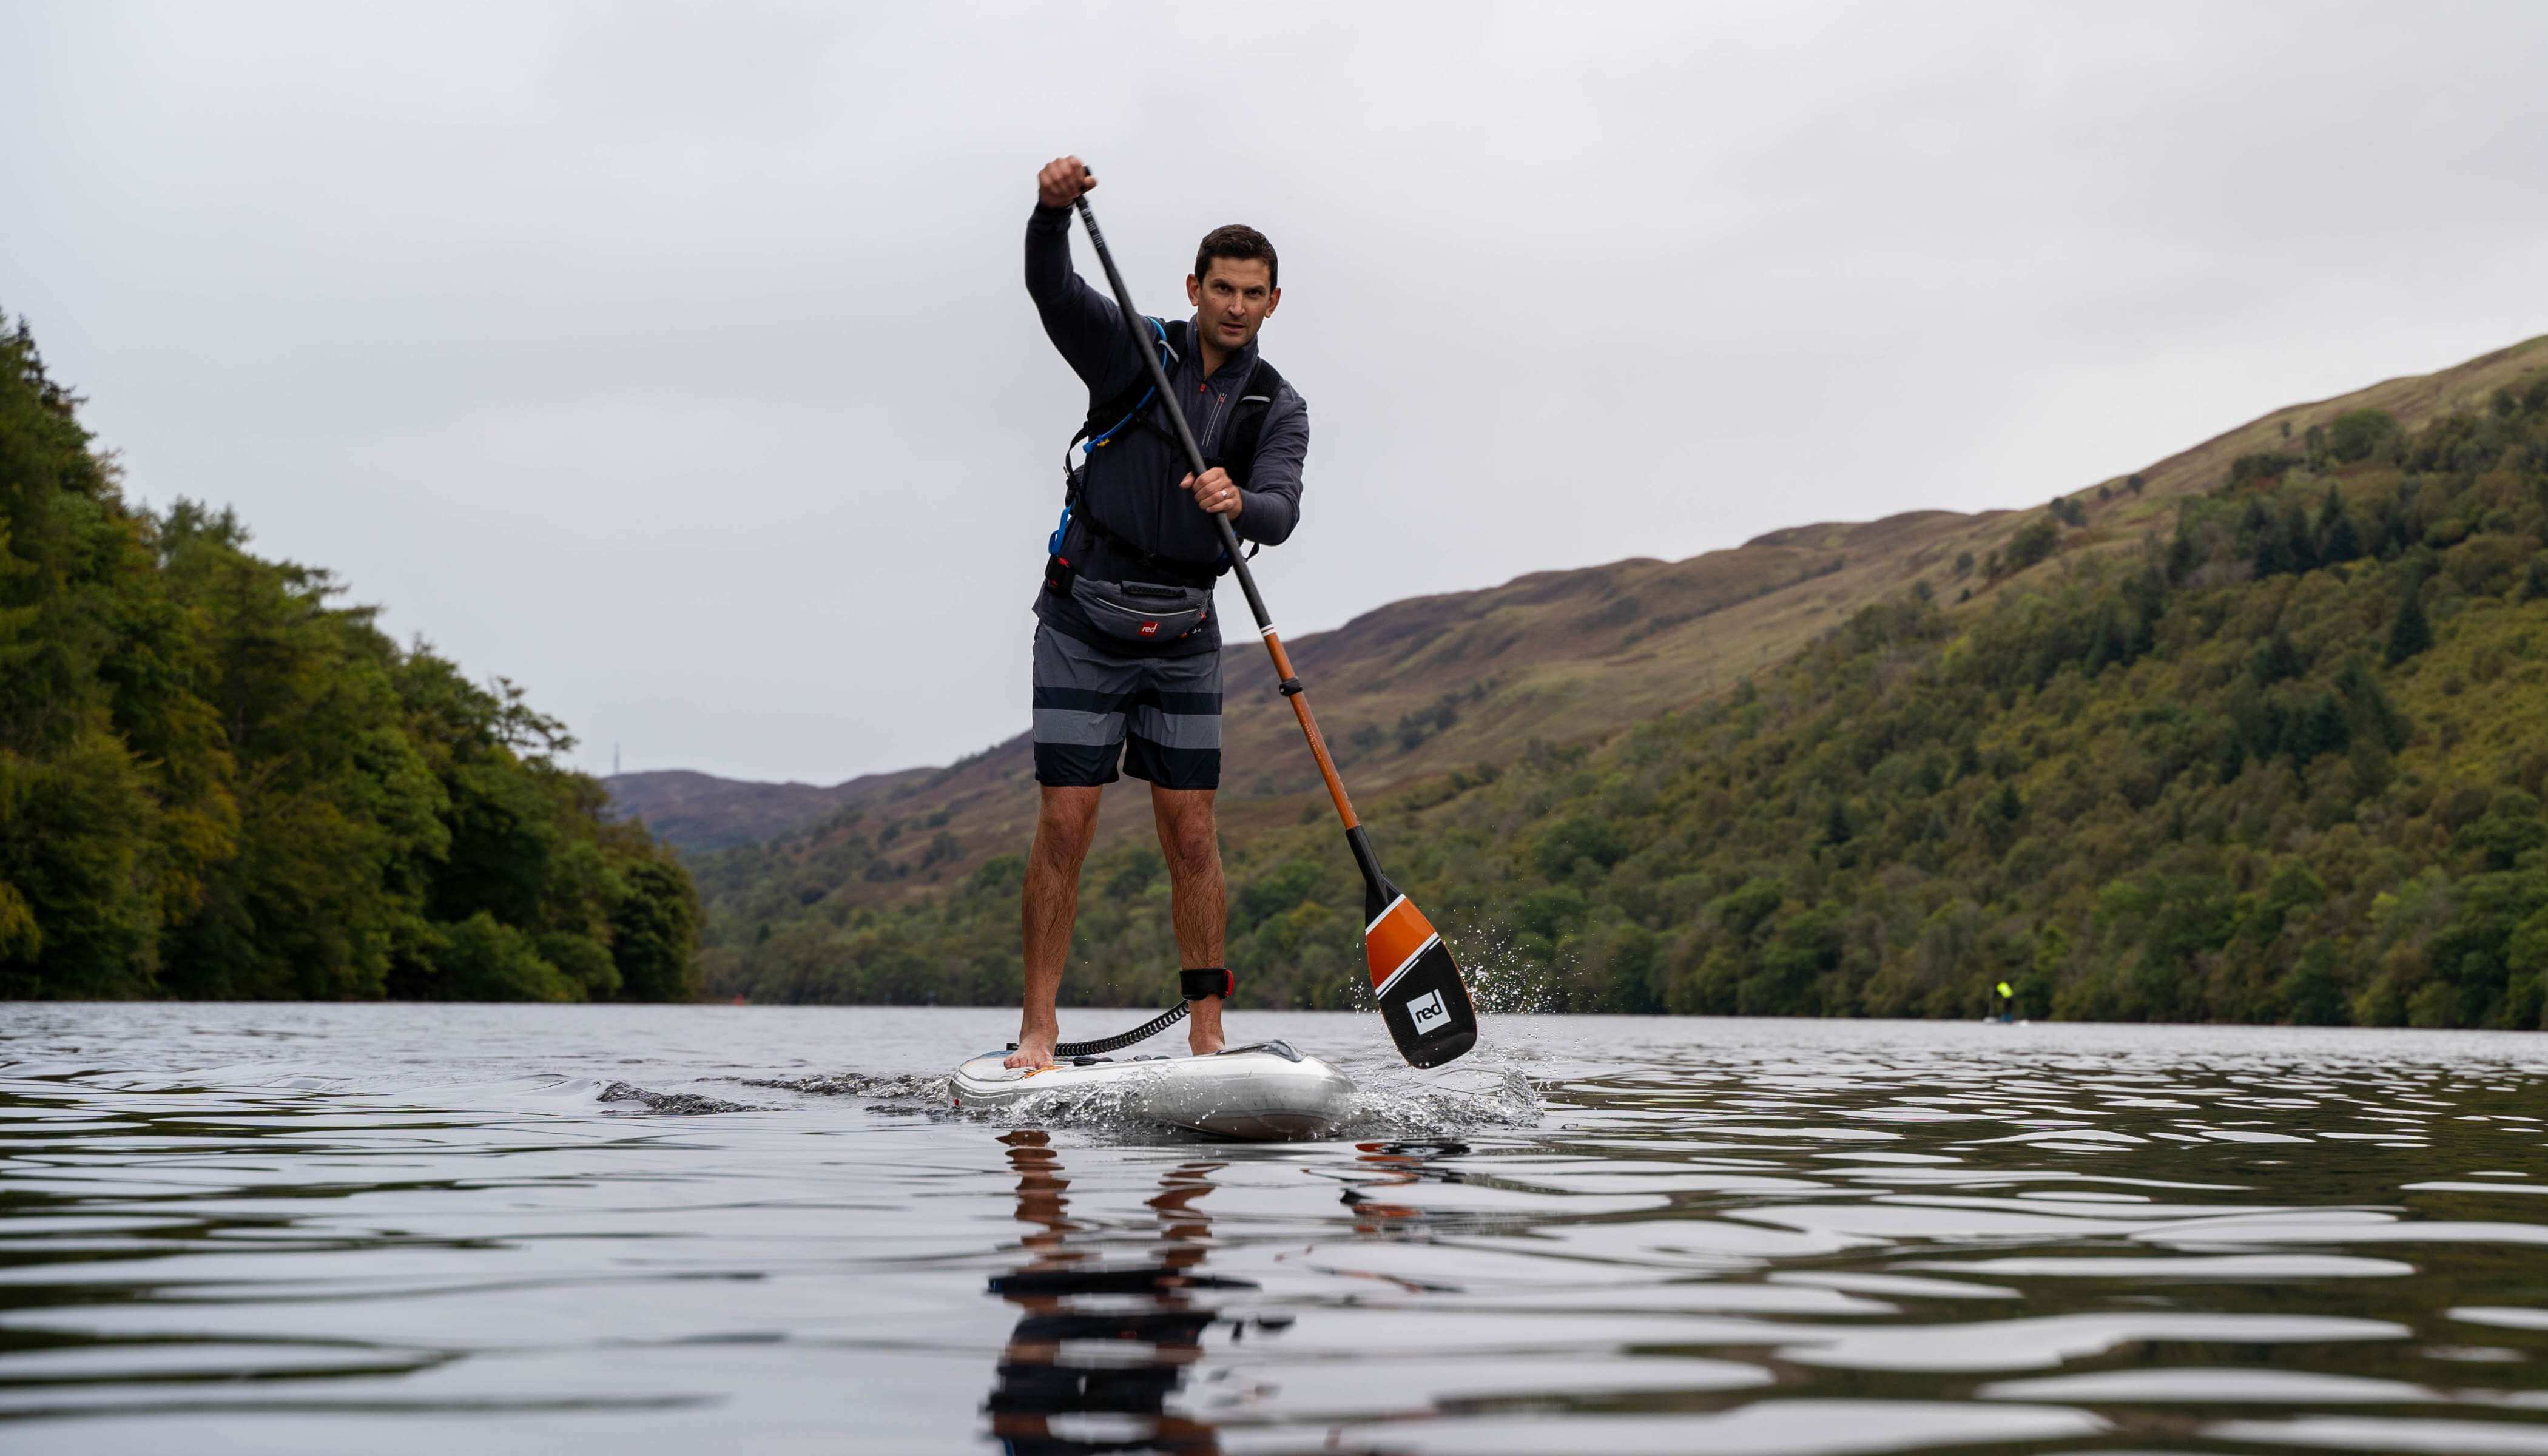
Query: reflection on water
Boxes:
[
  {"xmin": 1, "ymin": 1003, "xmax": 2546, "ymax": 1454},
  {"xmin": 986, "ymin": 1132, "xmax": 1240, "ymax": 1454}
]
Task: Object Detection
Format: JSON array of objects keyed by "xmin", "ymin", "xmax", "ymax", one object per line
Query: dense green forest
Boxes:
[
  {"xmin": 0, "ymin": 316, "xmax": 699, "ymax": 1001},
  {"xmin": 703, "ymin": 373, "xmax": 2548, "ymax": 1029}
]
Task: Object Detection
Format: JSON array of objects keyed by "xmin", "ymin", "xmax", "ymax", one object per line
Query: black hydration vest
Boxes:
[{"xmin": 1050, "ymin": 318, "xmax": 1286, "ymax": 579}]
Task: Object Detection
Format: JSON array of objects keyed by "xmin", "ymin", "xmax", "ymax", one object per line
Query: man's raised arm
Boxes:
[{"xmin": 1025, "ymin": 155, "xmax": 1141, "ymax": 396}]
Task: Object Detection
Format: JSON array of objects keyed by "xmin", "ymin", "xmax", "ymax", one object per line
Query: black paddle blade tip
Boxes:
[{"xmin": 1378, "ymin": 939, "xmax": 1478, "ymax": 1068}]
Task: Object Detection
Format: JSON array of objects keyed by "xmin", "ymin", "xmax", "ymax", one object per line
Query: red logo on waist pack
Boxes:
[{"xmin": 1139, "ymin": 621, "xmax": 1160, "ymax": 637}]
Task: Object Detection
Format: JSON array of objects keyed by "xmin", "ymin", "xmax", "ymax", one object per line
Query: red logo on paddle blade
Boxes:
[{"xmin": 1139, "ymin": 621, "xmax": 1159, "ymax": 637}]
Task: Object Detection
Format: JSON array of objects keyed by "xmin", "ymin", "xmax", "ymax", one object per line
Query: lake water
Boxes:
[{"xmin": 2, "ymin": 1004, "xmax": 2544, "ymax": 1454}]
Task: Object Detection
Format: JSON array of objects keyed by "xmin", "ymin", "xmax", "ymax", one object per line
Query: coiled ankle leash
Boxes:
[{"xmin": 1009, "ymin": 969, "xmax": 1230, "ymax": 1057}]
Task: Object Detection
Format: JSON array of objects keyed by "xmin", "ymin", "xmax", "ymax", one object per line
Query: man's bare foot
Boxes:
[
  {"xmin": 1187, "ymin": 1000, "xmax": 1225, "ymax": 1058},
  {"xmin": 1005, "ymin": 1026, "xmax": 1057, "ymax": 1070}
]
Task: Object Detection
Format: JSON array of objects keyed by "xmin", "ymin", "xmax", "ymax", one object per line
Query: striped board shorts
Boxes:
[{"xmin": 1030, "ymin": 625, "xmax": 1223, "ymax": 790}]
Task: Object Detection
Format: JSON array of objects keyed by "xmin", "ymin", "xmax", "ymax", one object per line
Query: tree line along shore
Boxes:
[
  {"xmin": 13, "ymin": 303, "xmax": 2548, "ymax": 1028},
  {"xmin": 1, "ymin": 316, "xmax": 698, "ymax": 1002}
]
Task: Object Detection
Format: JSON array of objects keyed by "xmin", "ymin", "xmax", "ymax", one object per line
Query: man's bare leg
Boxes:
[
  {"xmin": 1150, "ymin": 786, "xmax": 1227, "ymax": 1056},
  {"xmin": 1009, "ymin": 786, "xmax": 1103, "ymax": 1069}
]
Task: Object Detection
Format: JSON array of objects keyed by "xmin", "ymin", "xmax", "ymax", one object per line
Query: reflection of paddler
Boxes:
[
  {"xmin": 1147, "ymin": 1159, "xmax": 1215, "ymax": 1277},
  {"xmin": 983, "ymin": 1131, "xmax": 1248, "ymax": 1455}
]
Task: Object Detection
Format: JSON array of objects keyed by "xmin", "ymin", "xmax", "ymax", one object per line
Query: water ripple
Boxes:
[{"xmin": 1, "ymin": 1005, "xmax": 2544, "ymax": 1454}]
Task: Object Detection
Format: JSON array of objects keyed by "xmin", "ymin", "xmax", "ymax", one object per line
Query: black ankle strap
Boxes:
[{"xmin": 1180, "ymin": 968, "xmax": 1232, "ymax": 1002}]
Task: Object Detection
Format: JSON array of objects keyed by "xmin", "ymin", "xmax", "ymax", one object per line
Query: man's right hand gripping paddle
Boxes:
[{"xmin": 1063, "ymin": 165, "xmax": 1479, "ymax": 1068}]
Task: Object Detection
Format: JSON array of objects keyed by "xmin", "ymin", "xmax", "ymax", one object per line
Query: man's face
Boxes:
[{"xmin": 1185, "ymin": 258, "xmax": 1279, "ymax": 354}]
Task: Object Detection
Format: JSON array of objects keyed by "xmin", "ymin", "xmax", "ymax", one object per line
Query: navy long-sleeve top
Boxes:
[{"xmin": 1026, "ymin": 203, "xmax": 1307, "ymax": 654}]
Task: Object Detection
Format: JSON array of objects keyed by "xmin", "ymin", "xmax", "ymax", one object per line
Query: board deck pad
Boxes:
[{"xmin": 1365, "ymin": 895, "xmax": 1480, "ymax": 1067}]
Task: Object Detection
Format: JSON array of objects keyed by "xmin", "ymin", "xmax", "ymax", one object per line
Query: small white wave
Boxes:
[{"xmin": 1337, "ymin": 1063, "xmax": 1544, "ymax": 1138}]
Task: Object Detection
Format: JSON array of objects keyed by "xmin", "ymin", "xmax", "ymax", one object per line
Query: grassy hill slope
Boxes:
[
  {"xmin": 704, "ymin": 354, "xmax": 2548, "ymax": 1028},
  {"xmin": 658, "ymin": 338, "xmax": 2548, "ymax": 903}
]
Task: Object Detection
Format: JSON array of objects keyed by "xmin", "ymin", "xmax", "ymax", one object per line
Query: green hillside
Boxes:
[
  {"xmin": 705, "ymin": 371, "xmax": 2548, "ymax": 1029},
  {"xmin": 634, "ymin": 336, "xmax": 2548, "ymax": 897},
  {"xmin": 0, "ymin": 316, "xmax": 699, "ymax": 1001}
]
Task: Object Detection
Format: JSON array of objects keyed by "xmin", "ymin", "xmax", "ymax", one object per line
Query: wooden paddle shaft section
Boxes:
[
  {"xmin": 1072, "ymin": 194, "xmax": 1361, "ymax": 835},
  {"xmin": 1259, "ymin": 627, "xmax": 1358, "ymax": 831}
]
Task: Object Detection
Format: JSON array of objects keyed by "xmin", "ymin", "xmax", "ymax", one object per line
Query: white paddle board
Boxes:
[{"xmin": 950, "ymin": 1040, "xmax": 1354, "ymax": 1140}]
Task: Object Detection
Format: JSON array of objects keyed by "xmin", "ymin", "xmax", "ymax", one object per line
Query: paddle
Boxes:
[{"xmin": 1068, "ymin": 187, "xmax": 1478, "ymax": 1068}]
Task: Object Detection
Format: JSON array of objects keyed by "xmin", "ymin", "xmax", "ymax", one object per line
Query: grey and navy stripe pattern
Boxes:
[{"xmin": 1031, "ymin": 625, "xmax": 1223, "ymax": 790}]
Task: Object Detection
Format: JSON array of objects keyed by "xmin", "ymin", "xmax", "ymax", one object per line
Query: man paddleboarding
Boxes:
[{"xmin": 1006, "ymin": 156, "xmax": 1309, "ymax": 1070}]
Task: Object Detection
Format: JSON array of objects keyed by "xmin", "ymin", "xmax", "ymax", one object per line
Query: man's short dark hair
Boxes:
[{"xmin": 1194, "ymin": 224, "xmax": 1277, "ymax": 289}]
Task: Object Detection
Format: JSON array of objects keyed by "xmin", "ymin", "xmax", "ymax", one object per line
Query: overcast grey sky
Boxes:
[{"xmin": 5, "ymin": 2, "xmax": 2544, "ymax": 783}]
